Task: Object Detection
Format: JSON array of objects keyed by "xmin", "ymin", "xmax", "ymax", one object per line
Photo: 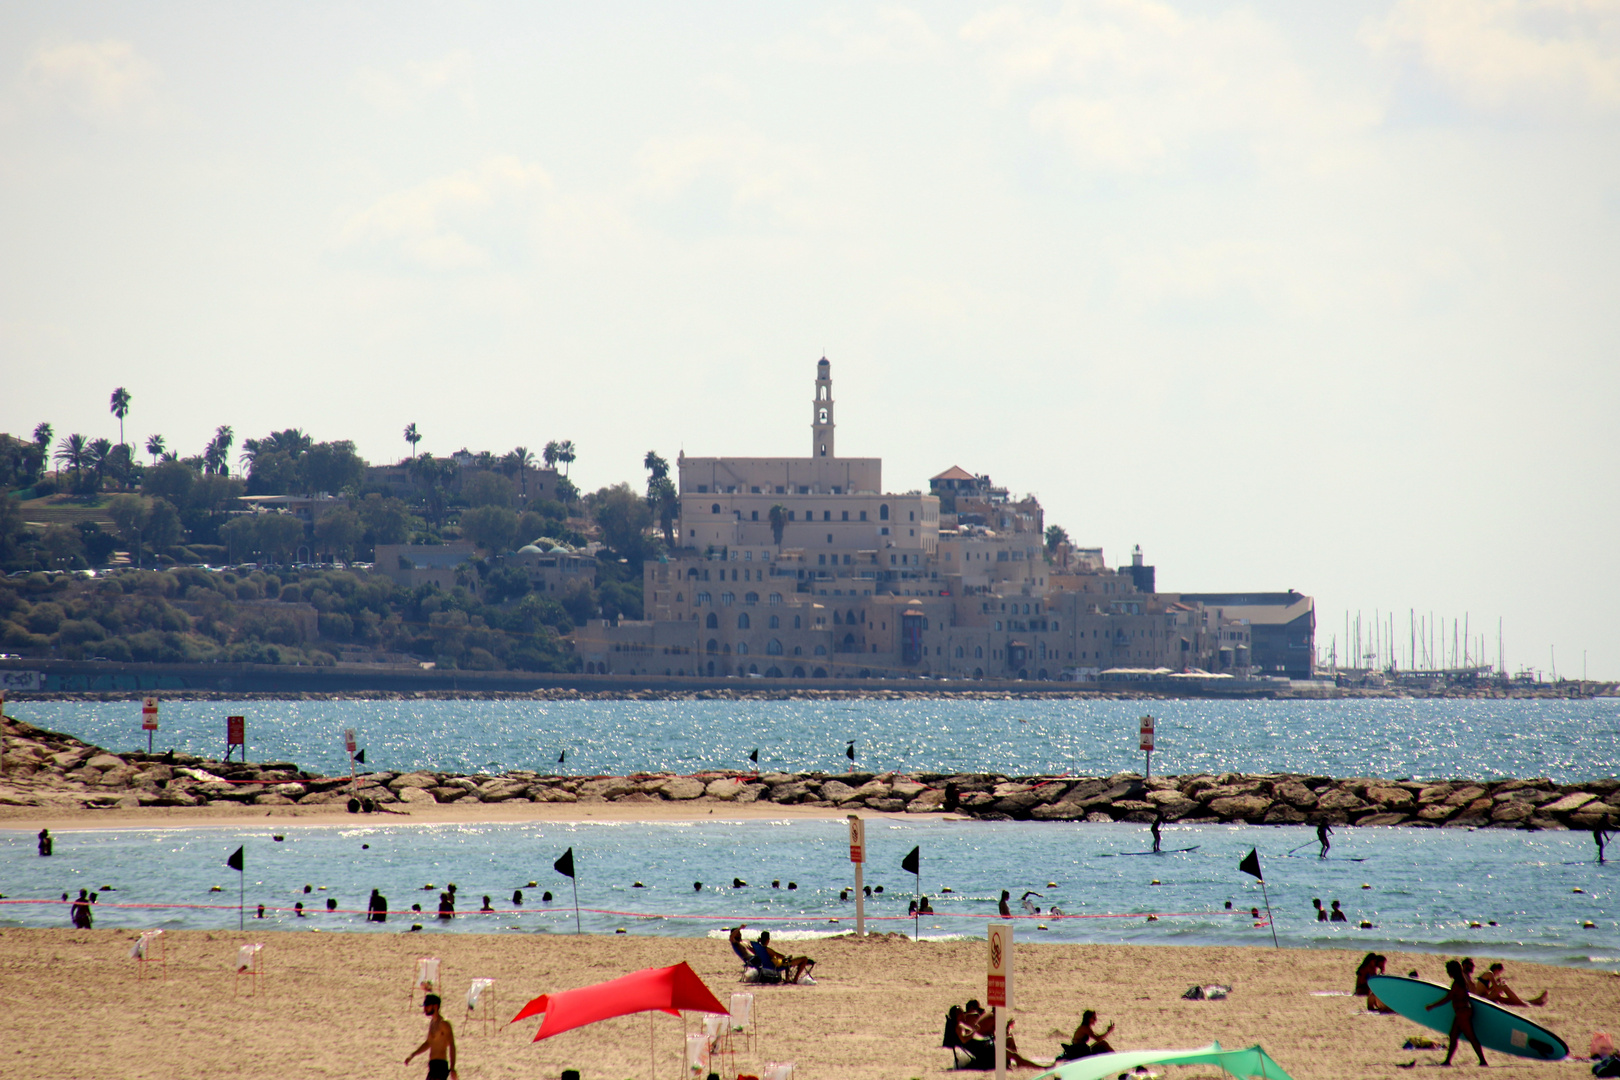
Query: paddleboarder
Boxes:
[
  {"xmin": 1596, "ymin": 823, "xmax": 1612, "ymax": 864},
  {"xmin": 1150, "ymin": 812, "xmax": 1163, "ymax": 853},
  {"xmin": 1316, "ymin": 819, "xmax": 1333, "ymax": 859},
  {"xmin": 1426, "ymin": 959, "xmax": 1487, "ymax": 1067}
]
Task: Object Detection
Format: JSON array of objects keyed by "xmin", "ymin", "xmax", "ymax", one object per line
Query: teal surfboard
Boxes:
[{"xmin": 1367, "ymin": 975, "xmax": 1567, "ymax": 1061}]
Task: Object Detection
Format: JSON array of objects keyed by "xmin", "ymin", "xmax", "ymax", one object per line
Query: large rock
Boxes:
[
  {"xmin": 579, "ymin": 778, "xmax": 635, "ymax": 800},
  {"xmin": 397, "ymin": 787, "xmax": 437, "ymax": 804},
  {"xmin": 86, "ymin": 753, "xmax": 126, "ymax": 770},
  {"xmin": 477, "ymin": 780, "xmax": 528, "ymax": 803},
  {"xmin": 992, "ymin": 790, "xmax": 1048, "ymax": 817},
  {"xmin": 1145, "ymin": 789, "xmax": 1200, "ymax": 820},
  {"xmin": 1029, "ymin": 800, "xmax": 1088, "ymax": 821},
  {"xmin": 389, "ymin": 772, "xmax": 438, "ymax": 793},
  {"xmin": 1365, "ymin": 786, "xmax": 1414, "ymax": 810},
  {"xmin": 906, "ymin": 789, "xmax": 947, "ymax": 813},
  {"xmin": 1315, "ymin": 789, "xmax": 1368, "ymax": 813},
  {"xmin": 1273, "ymin": 781, "xmax": 1319, "ymax": 809},
  {"xmin": 1199, "ymin": 780, "xmax": 1265, "ymax": 802},
  {"xmin": 704, "ymin": 777, "xmax": 747, "ymax": 801},
  {"xmin": 819, "ymin": 780, "xmax": 859, "ymax": 803},
  {"xmin": 1263, "ymin": 804, "xmax": 1309, "ymax": 824},
  {"xmin": 1417, "ymin": 803, "xmax": 1457, "ymax": 822},
  {"xmin": 253, "ymin": 793, "xmax": 296, "ymax": 806},
  {"xmin": 662, "ymin": 777, "xmax": 706, "ymax": 801},
  {"xmin": 1356, "ymin": 812, "xmax": 1411, "ymax": 827},
  {"xmin": 1209, "ymin": 794, "xmax": 1272, "ymax": 821},
  {"xmin": 1445, "ymin": 786, "xmax": 1487, "ymax": 806},
  {"xmin": 889, "ymin": 779, "xmax": 928, "ymax": 801},
  {"xmin": 1542, "ymin": 792, "xmax": 1598, "ymax": 815},
  {"xmin": 1490, "ymin": 800, "xmax": 1534, "ymax": 823},
  {"xmin": 1416, "ymin": 784, "xmax": 1453, "ymax": 804}
]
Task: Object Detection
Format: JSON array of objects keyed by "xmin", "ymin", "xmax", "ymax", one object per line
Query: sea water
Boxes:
[
  {"xmin": 13, "ymin": 696, "xmax": 1620, "ymax": 781},
  {"xmin": 2, "ymin": 818, "xmax": 1615, "ymax": 970}
]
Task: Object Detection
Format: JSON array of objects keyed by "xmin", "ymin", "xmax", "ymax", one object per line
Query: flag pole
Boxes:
[
  {"xmin": 572, "ymin": 875, "xmax": 581, "ymax": 936},
  {"xmin": 913, "ymin": 867, "xmax": 920, "ymax": 941},
  {"xmin": 1261, "ymin": 879, "xmax": 1278, "ymax": 948}
]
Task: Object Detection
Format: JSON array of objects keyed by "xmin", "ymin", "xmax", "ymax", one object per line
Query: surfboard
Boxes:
[
  {"xmin": 1285, "ymin": 853, "xmax": 1367, "ymax": 861},
  {"xmin": 1367, "ymin": 975, "xmax": 1567, "ymax": 1061},
  {"xmin": 1098, "ymin": 845, "xmax": 1201, "ymax": 857}
]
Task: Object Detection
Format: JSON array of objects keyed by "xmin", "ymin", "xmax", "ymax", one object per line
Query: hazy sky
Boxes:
[{"xmin": 3, "ymin": 2, "xmax": 1617, "ymax": 677}]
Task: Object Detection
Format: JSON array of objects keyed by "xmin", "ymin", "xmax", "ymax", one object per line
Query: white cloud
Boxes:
[
  {"xmin": 20, "ymin": 39, "xmax": 160, "ymax": 123},
  {"xmin": 1364, "ymin": 0, "xmax": 1620, "ymax": 112},
  {"xmin": 789, "ymin": 7, "xmax": 944, "ymax": 64},
  {"xmin": 338, "ymin": 156, "xmax": 551, "ymax": 271},
  {"xmin": 962, "ymin": 0, "xmax": 1381, "ymax": 172},
  {"xmin": 352, "ymin": 49, "xmax": 476, "ymax": 116},
  {"xmin": 633, "ymin": 126, "xmax": 834, "ymax": 232}
]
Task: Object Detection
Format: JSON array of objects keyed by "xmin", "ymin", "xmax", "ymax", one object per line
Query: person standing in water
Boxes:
[
  {"xmin": 1596, "ymin": 823, "xmax": 1612, "ymax": 864},
  {"xmin": 1316, "ymin": 820, "xmax": 1333, "ymax": 858},
  {"xmin": 1150, "ymin": 812, "xmax": 1162, "ymax": 853}
]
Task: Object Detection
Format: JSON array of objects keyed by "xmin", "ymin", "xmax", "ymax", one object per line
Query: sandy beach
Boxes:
[{"xmin": 3, "ymin": 923, "xmax": 1615, "ymax": 1080}]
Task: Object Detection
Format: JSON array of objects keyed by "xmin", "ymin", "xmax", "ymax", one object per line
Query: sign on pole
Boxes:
[
  {"xmin": 226, "ymin": 716, "xmax": 245, "ymax": 762},
  {"xmin": 848, "ymin": 815, "xmax": 866, "ymax": 937},
  {"xmin": 142, "ymin": 697, "xmax": 159, "ymax": 754},
  {"xmin": 1139, "ymin": 714, "xmax": 1156, "ymax": 778},
  {"xmin": 344, "ymin": 728, "xmax": 357, "ymax": 754},
  {"xmin": 344, "ymin": 728, "xmax": 359, "ymax": 793},
  {"xmin": 987, "ymin": 922, "xmax": 1014, "ymax": 1080}
]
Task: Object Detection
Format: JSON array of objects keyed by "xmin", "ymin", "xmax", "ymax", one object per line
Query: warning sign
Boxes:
[{"xmin": 141, "ymin": 697, "xmax": 159, "ymax": 732}]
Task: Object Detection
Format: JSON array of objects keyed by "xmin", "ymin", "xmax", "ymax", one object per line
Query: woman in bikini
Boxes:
[{"xmin": 1426, "ymin": 959, "xmax": 1487, "ymax": 1067}]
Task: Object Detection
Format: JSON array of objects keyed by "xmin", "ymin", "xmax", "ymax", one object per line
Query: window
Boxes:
[
  {"xmin": 711, "ymin": 503, "xmax": 720, "ymax": 514},
  {"xmin": 697, "ymin": 485, "xmax": 708, "ymax": 493},
  {"xmin": 769, "ymin": 614, "xmax": 780, "ymax": 629},
  {"xmin": 976, "ymin": 646, "xmax": 983, "ymax": 658},
  {"xmin": 881, "ymin": 527, "xmax": 889, "ymax": 535},
  {"xmin": 814, "ymin": 644, "xmax": 827, "ymax": 655},
  {"xmin": 769, "ymin": 593, "xmax": 782, "ymax": 605},
  {"xmin": 737, "ymin": 642, "xmax": 749, "ymax": 655},
  {"xmin": 745, "ymin": 592, "xmax": 759, "ymax": 604},
  {"xmin": 751, "ymin": 510, "xmax": 758, "ymax": 521},
  {"xmin": 818, "ymin": 554, "xmax": 826, "ymax": 565},
  {"xmin": 675, "ymin": 592, "xmax": 683, "ymax": 603},
  {"xmin": 793, "ymin": 615, "xmax": 802, "ymax": 629},
  {"xmin": 767, "ymin": 639, "xmax": 783, "ymax": 655},
  {"xmin": 696, "ymin": 592, "xmax": 711, "ymax": 605},
  {"xmin": 706, "ymin": 613, "xmax": 719, "ymax": 628},
  {"xmin": 751, "ymin": 486, "xmax": 761, "ymax": 493},
  {"xmin": 955, "ymin": 646, "xmax": 964, "ymax": 658},
  {"xmin": 880, "ymin": 504, "xmax": 889, "ymax": 520},
  {"xmin": 707, "ymin": 638, "xmax": 719, "ymax": 653},
  {"xmin": 909, "ymin": 510, "xmax": 915, "ymax": 521},
  {"xmin": 818, "ymin": 407, "xmax": 828, "ymax": 423},
  {"xmin": 721, "ymin": 592, "xmax": 734, "ymax": 605},
  {"xmin": 841, "ymin": 510, "xmax": 849, "ymax": 521}
]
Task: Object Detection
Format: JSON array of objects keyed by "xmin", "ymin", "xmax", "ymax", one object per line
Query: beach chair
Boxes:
[
  {"xmin": 130, "ymin": 929, "xmax": 166, "ymax": 981},
  {"xmin": 749, "ymin": 940, "xmax": 787, "ymax": 984},
  {"xmin": 731, "ymin": 934, "xmax": 781, "ymax": 984},
  {"xmin": 409, "ymin": 957, "xmax": 441, "ymax": 1007},
  {"xmin": 234, "ymin": 943, "xmax": 265, "ymax": 997},
  {"xmin": 465, "ymin": 978, "xmax": 497, "ymax": 1036}
]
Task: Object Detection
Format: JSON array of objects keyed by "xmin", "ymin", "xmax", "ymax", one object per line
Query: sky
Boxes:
[{"xmin": 2, "ymin": 2, "xmax": 1617, "ymax": 678}]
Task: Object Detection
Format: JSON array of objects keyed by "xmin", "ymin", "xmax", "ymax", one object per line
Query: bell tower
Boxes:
[{"xmin": 812, "ymin": 356, "xmax": 835, "ymax": 458}]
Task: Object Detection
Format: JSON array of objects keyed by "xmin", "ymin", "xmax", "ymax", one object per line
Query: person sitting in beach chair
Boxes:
[
  {"xmin": 753, "ymin": 931, "xmax": 815, "ymax": 984},
  {"xmin": 1057, "ymin": 1011, "xmax": 1115, "ymax": 1061},
  {"xmin": 729, "ymin": 927, "xmax": 782, "ymax": 984},
  {"xmin": 951, "ymin": 1001, "xmax": 1046, "ymax": 1070}
]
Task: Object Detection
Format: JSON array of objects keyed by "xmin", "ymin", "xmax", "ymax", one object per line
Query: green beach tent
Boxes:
[{"xmin": 1031, "ymin": 1041, "xmax": 1293, "ymax": 1080}]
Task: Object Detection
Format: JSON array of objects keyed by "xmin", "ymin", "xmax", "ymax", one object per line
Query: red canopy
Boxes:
[{"xmin": 510, "ymin": 962, "xmax": 729, "ymax": 1042}]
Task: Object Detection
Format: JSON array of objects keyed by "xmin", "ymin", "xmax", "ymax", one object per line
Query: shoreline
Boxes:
[{"xmin": 4, "ymin": 929, "xmax": 1614, "ymax": 1079}]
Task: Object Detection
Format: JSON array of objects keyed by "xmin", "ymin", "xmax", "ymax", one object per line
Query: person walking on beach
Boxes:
[
  {"xmin": 1426, "ymin": 959, "xmax": 1487, "ymax": 1067},
  {"xmin": 405, "ymin": 994, "xmax": 457, "ymax": 1080},
  {"xmin": 1150, "ymin": 812, "xmax": 1163, "ymax": 853},
  {"xmin": 1316, "ymin": 820, "xmax": 1333, "ymax": 859}
]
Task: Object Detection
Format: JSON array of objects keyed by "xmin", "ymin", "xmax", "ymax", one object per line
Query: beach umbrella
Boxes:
[
  {"xmin": 1031, "ymin": 1041, "xmax": 1293, "ymax": 1080},
  {"xmin": 510, "ymin": 962, "xmax": 729, "ymax": 1077}
]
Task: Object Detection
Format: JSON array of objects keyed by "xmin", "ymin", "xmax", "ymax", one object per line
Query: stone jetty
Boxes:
[{"xmin": 2, "ymin": 714, "xmax": 1616, "ymax": 828}]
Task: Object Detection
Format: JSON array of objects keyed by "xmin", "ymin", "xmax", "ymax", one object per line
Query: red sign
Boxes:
[
  {"xmin": 987, "ymin": 923, "xmax": 1011, "ymax": 1007},
  {"xmin": 1139, "ymin": 715, "xmax": 1155, "ymax": 751},
  {"xmin": 141, "ymin": 697, "xmax": 159, "ymax": 732},
  {"xmin": 227, "ymin": 716, "xmax": 245, "ymax": 746},
  {"xmin": 987, "ymin": 975, "xmax": 1006, "ymax": 1007},
  {"xmin": 344, "ymin": 728, "xmax": 357, "ymax": 753},
  {"xmin": 847, "ymin": 815, "xmax": 865, "ymax": 864}
]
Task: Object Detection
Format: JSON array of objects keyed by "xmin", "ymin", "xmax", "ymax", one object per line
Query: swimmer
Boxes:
[{"xmin": 1021, "ymin": 891, "xmax": 1043, "ymax": 915}]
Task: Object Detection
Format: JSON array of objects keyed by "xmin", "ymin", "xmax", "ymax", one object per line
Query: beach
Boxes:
[{"xmin": 4, "ymin": 925, "xmax": 1615, "ymax": 1080}]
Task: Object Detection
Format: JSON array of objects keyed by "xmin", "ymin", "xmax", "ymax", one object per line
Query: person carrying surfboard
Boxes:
[{"xmin": 1426, "ymin": 959, "xmax": 1487, "ymax": 1067}]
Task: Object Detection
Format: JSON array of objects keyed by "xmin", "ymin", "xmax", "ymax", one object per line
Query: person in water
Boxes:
[
  {"xmin": 1597, "ymin": 824, "xmax": 1612, "ymax": 864},
  {"xmin": 1317, "ymin": 820, "xmax": 1333, "ymax": 858},
  {"xmin": 1150, "ymin": 812, "xmax": 1162, "ymax": 853},
  {"xmin": 1426, "ymin": 959, "xmax": 1487, "ymax": 1067},
  {"xmin": 1329, "ymin": 900, "xmax": 1347, "ymax": 922},
  {"xmin": 998, "ymin": 890, "xmax": 1011, "ymax": 918}
]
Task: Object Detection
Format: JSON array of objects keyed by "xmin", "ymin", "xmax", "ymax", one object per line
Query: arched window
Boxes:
[
  {"xmin": 846, "ymin": 609, "xmax": 857, "ymax": 624},
  {"xmin": 705, "ymin": 612, "xmax": 718, "ymax": 629},
  {"xmin": 721, "ymin": 592, "xmax": 734, "ymax": 605},
  {"xmin": 975, "ymin": 646, "xmax": 983, "ymax": 658},
  {"xmin": 769, "ymin": 592, "xmax": 782, "ymax": 605},
  {"xmin": 675, "ymin": 592, "xmax": 683, "ymax": 603},
  {"xmin": 696, "ymin": 591, "xmax": 710, "ymax": 605},
  {"xmin": 737, "ymin": 613, "xmax": 750, "ymax": 629},
  {"xmin": 955, "ymin": 646, "xmax": 964, "ymax": 658},
  {"xmin": 706, "ymin": 638, "xmax": 719, "ymax": 654},
  {"xmin": 737, "ymin": 642, "xmax": 749, "ymax": 655},
  {"xmin": 833, "ymin": 610, "xmax": 843, "ymax": 625},
  {"xmin": 792, "ymin": 665, "xmax": 806, "ymax": 677},
  {"xmin": 793, "ymin": 615, "xmax": 802, "ymax": 629},
  {"xmin": 814, "ymin": 644, "xmax": 827, "ymax": 656},
  {"xmin": 767, "ymin": 639, "xmax": 783, "ymax": 655},
  {"xmin": 711, "ymin": 503, "xmax": 721, "ymax": 514},
  {"xmin": 793, "ymin": 645, "xmax": 803, "ymax": 655},
  {"xmin": 744, "ymin": 592, "xmax": 759, "ymax": 605},
  {"xmin": 768, "ymin": 614, "xmax": 780, "ymax": 629},
  {"xmin": 879, "ymin": 504, "xmax": 889, "ymax": 521},
  {"xmin": 842, "ymin": 632, "xmax": 855, "ymax": 648},
  {"xmin": 818, "ymin": 407, "xmax": 828, "ymax": 423}
]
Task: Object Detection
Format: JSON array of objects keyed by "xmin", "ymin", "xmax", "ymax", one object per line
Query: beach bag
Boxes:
[
  {"xmin": 1593, "ymin": 1055, "xmax": 1620, "ymax": 1077},
  {"xmin": 1594, "ymin": 1035, "xmax": 1616, "ymax": 1059}
]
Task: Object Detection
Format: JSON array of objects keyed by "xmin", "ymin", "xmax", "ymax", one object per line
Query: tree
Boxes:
[
  {"xmin": 299, "ymin": 440, "xmax": 365, "ymax": 495},
  {"xmin": 556, "ymin": 440, "xmax": 576, "ymax": 476},
  {"xmin": 359, "ymin": 493, "xmax": 413, "ymax": 546},
  {"xmin": 109, "ymin": 387, "xmax": 131, "ymax": 453},
  {"xmin": 509, "ymin": 446, "xmax": 536, "ymax": 500},
  {"xmin": 591, "ymin": 483, "xmax": 652, "ymax": 561},
  {"xmin": 648, "ymin": 477, "xmax": 677, "ymax": 547},
  {"xmin": 461, "ymin": 505, "xmax": 520, "ymax": 554},
  {"xmin": 257, "ymin": 514, "xmax": 306, "ymax": 563},
  {"xmin": 314, "ymin": 505, "xmax": 364, "ymax": 561},
  {"xmin": 542, "ymin": 440, "xmax": 560, "ymax": 469},
  {"xmin": 55, "ymin": 433, "xmax": 87, "ymax": 487},
  {"xmin": 31, "ymin": 424, "xmax": 52, "ymax": 483},
  {"xmin": 108, "ymin": 494, "xmax": 149, "ymax": 566},
  {"xmin": 204, "ymin": 426, "xmax": 234, "ymax": 476},
  {"xmin": 461, "ymin": 470, "xmax": 515, "ymax": 508},
  {"xmin": 145, "ymin": 433, "xmax": 165, "ymax": 464},
  {"xmin": 87, "ymin": 437, "xmax": 113, "ymax": 492},
  {"xmin": 143, "ymin": 460, "xmax": 196, "ymax": 507},
  {"xmin": 404, "ymin": 422, "xmax": 421, "ymax": 459},
  {"xmin": 1044, "ymin": 524, "xmax": 1069, "ymax": 555},
  {"xmin": 770, "ymin": 504, "xmax": 787, "ymax": 547}
]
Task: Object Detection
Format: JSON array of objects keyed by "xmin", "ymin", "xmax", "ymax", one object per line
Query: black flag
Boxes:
[
  {"xmin": 748, "ymin": 748, "xmax": 759, "ymax": 764},
  {"xmin": 558, "ymin": 750, "xmax": 566, "ymax": 764},
  {"xmin": 554, "ymin": 847, "xmax": 575, "ymax": 878},
  {"xmin": 901, "ymin": 846, "xmax": 920, "ymax": 875},
  {"xmin": 227, "ymin": 846, "xmax": 244, "ymax": 872},
  {"xmin": 353, "ymin": 749, "xmax": 365, "ymax": 765},
  {"xmin": 1238, "ymin": 848, "xmax": 1262, "ymax": 881},
  {"xmin": 846, "ymin": 741, "xmax": 856, "ymax": 762}
]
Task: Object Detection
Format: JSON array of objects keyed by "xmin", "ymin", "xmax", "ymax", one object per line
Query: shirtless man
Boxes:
[
  {"xmin": 405, "ymin": 994, "xmax": 457, "ymax": 1080},
  {"xmin": 1425, "ymin": 959, "xmax": 1486, "ymax": 1067}
]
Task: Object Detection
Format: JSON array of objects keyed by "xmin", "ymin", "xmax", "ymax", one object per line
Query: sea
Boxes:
[{"xmin": 2, "ymin": 697, "xmax": 1616, "ymax": 968}]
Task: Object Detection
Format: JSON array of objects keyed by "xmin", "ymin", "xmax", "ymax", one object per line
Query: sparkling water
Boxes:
[{"xmin": 3, "ymin": 818, "xmax": 1615, "ymax": 970}]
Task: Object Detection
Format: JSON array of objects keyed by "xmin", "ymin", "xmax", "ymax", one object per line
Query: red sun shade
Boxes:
[{"xmin": 510, "ymin": 962, "xmax": 728, "ymax": 1042}]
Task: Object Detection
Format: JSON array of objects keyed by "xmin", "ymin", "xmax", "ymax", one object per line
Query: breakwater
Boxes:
[{"xmin": 4, "ymin": 714, "xmax": 1615, "ymax": 828}]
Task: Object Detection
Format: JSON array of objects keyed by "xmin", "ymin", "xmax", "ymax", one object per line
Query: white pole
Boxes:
[
  {"xmin": 994, "ymin": 1007, "xmax": 1007, "ymax": 1080},
  {"xmin": 854, "ymin": 861, "xmax": 865, "ymax": 937}
]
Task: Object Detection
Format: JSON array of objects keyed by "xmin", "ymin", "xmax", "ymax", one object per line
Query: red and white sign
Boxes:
[
  {"xmin": 1139, "ymin": 715, "xmax": 1155, "ymax": 752},
  {"xmin": 141, "ymin": 697, "xmax": 159, "ymax": 732},
  {"xmin": 847, "ymin": 815, "xmax": 865, "ymax": 864},
  {"xmin": 344, "ymin": 728, "xmax": 357, "ymax": 754},
  {"xmin": 987, "ymin": 923, "xmax": 1012, "ymax": 1007},
  {"xmin": 226, "ymin": 716, "xmax": 245, "ymax": 747}
]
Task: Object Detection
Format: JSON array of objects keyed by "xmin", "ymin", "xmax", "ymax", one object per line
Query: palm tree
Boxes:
[
  {"xmin": 55, "ymin": 433, "xmax": 88, "ymax": 487},
  {"xmin": 649, "ymin": 476, "xmax": 677, "ymax": 546},
  {"xmin": 31, "ymin": 423, "xmax": 52, "ymax": 483},
  {"xmin": 404, "ymin": 422, "xmax": 421, "ymax": 461},
  {"xmin": 542, "ymin": 440, "xmax": 560, "ymax": 469},
  {"xmin": 510, "ymin": 446, "xmax": 535, "ymax": 500},
  {"xmin": 556, "ymin": 439, "xmax": 576, "ymax": 476},
  {"xmin": 204, "ymin": 425, "xmax": 234, "ymax": 476},
  {"xmin": 145, "ymin": 434, "xmax": 165, "ymax": 465},
  {"xmin": 88, "ymin": 437, "xmax": 113, "ymax": 492},
  {"xmin": 109, "ymin": 387, "xmax": 132, "ymax": 452},
  {"xmin": 769, "ymin": 504, "xmax": 787, "ymax": 548}
]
